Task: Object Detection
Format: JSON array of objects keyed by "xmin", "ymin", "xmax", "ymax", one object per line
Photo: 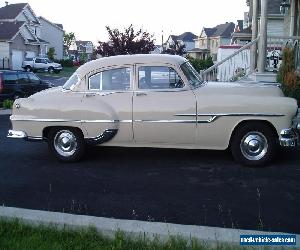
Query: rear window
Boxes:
[{"xmin": 3, "ymin": 73, "xmax": 18, "ymax": 84}]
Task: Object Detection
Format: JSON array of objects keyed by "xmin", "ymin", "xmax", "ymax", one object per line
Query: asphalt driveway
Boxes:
[{"xmin": 0, "ymin": 114, "xmax": 300, "ymax": 233}]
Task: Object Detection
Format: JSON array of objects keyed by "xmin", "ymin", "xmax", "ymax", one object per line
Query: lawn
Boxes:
[
  {"xmin": 0, "ymin": 219, "xmax": 272, "ymax": 250},
  {"xmin": 37, "ymin": 66, "xmax": 78, "ymax": 78}
]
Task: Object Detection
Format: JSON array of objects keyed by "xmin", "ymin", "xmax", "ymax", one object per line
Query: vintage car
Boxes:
[{"xmin": 7, "ymin": 54, "xmax": 300, "ymax": 166}]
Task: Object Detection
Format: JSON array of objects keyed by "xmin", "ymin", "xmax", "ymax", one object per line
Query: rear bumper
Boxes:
[
  {"xmin": 279, "ymin": 128, "xmax": 299, "ymax": 147},
  {"xmin": 7, "ymin": 130, "xmax": 43, "ymax": 141}
]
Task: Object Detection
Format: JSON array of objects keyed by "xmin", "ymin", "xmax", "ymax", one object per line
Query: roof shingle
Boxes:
[
  {"xmin": 0, "ymin": 21, "xmax": 24, "ymax": 40},
  {"xmin": 0, "ymin": 3, "xmax": 27, "ymax": 20}
]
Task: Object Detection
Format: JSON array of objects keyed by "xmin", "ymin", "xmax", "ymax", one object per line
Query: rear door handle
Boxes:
[{"xmin": 136, "ymin": 92, "xmax": 147, "ymax": 97}]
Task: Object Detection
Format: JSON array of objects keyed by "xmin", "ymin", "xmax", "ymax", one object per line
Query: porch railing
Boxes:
[
  {"xmin": 201, "ymin": 37, "xmax": 259, "ymax": 82},
  {"xmin": 266, "ymin": 35, "xmax": 300, "ymax": 72},
  {"xmin": 0, "ymin": 58, "xmax": 9, "ymax": 69}
]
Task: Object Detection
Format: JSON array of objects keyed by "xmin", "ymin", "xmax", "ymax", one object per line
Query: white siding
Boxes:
[
  {"xmin": 39, "ymin": 18, "xmax": 64, "ymax": 59},
  {"xmin": 267, "ymin": 19, "xmax": 284, "ymax": 36}
]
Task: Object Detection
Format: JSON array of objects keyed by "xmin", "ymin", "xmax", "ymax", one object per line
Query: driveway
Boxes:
[{"xmin": 1, "ymin": 114, "xmax": 300, "ymax": 233}]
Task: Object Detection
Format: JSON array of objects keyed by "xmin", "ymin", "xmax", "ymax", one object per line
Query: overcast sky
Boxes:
[{"xmin": 6, "ymin": 0, "xmax": 248, "ymax": 45}]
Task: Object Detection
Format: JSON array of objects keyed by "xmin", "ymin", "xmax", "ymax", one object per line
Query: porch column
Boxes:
[
  {"xmin": 250, "ymin": 0, "xmax": 258, "ymax": 71},
  {"xmin": 290, "ymin": 0, "xmax": 296, "ymax": 36},
  {"xmin": 257, "ymin": 0, "xmax": 268, "ymax": 73}
]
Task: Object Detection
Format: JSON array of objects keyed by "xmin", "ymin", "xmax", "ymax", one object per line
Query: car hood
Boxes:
[{"xmin": 200, "ymin": 81, "xmax": 284, "ymax": 97}]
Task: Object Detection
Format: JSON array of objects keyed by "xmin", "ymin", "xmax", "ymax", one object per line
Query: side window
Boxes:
[
  {"xmin": 88, "ymin": 67, "xmax": 130, "ymax": 91},
  {"xmin": 138, "ymin": 66, "xmax": 184, "ymax": 89},
  {"xmin": 3, "ymin": 73, "xmax": 18, "ymax": 84},
  {"xmin": 18, "ymin": 73, "xmax": 30, "ymax": 84},
  {"xmin": 35, "ymin": 58, "xmax": 42, "ymax": 63},
  {"xmin": 27, "ymin": 73, "xmax": 40, "ymax": 84}
]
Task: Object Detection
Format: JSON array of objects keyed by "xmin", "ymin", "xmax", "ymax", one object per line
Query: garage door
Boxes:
[
  {"xmin": 12, "ymin": 50, "xmax": 23, "ymax": 70},
  {"xmin": 25, "ymin": 51, "xmax": 36, "ymax": 59}
]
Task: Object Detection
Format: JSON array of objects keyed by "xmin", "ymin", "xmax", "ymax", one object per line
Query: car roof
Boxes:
[{"xmin": 76, "ymin": 54, "xmax": 187, "ymax": 78}]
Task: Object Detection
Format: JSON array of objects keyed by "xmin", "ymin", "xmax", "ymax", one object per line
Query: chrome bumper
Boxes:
[
  {"xmin": 7, "ymin": 130, "xmax": 27, "ymax": 139},
  {"xmin": 279, "ymin": 128, "xmax": 299, "ymax": 147},
  {"xmin": 7, "ymin": 130, "xmax": 43, "ymax": 141}
]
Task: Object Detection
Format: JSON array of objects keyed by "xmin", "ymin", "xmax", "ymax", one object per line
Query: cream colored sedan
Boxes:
[{"xmin": 8, "ymin": 54, "xmax": 300, "ymax": 166}]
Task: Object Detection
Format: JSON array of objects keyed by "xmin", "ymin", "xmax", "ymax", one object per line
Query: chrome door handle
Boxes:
[
  {"xmin": 86, "ymin": 92, "xmax": 96, "ymax": 97},
  {"xmin": 136, "ymin": 92, "xmax": 147, "ymax": 97}
]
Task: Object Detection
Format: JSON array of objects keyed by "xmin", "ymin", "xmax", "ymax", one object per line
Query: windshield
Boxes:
[
  {"xmin": 180, "ymin": 61, "xmax": 204, "ymax": 87},
  {"xmin": 63, "ymin": 73, "xmax": 80, "ymax": 90}
]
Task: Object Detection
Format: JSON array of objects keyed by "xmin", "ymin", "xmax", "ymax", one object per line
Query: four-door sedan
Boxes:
[{"xmin": 7, "ymin": 54, "xmax": 300, "ymax": 166}]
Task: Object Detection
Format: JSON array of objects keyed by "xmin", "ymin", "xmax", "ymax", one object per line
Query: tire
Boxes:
[
  {"xmin": 48, "ymin": 67, "xmax": 54, "ymax": 74},
  {"xmin": 231, "ymin": 122, "xmax": 277, "ymax": 167},
  {"xmin": 24, "ymin": 66, "xmax": 32, "ymax": 72},
  {"xmin": 48, "ymin": 127, "xmax": 85, "ymax": 162},
  {"xmin": 54, "ymin": 70, "xmax": 61, "ymax": 74}
]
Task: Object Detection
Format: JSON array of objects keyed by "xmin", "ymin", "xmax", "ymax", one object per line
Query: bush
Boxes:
[
  {"xmin": 55, "ymin": 59, "xmax": 74, "ymax": 67},
  {"xmin": 277, "ymin": 47, "xmax": 300, "ymax": 105},
  {"xmin": 2, "ymin": 99, "xmax": 13, "ymax": 109},
  {"xmin": 187, "ymin": 56, "xmax": 214, "ymax": 72}
]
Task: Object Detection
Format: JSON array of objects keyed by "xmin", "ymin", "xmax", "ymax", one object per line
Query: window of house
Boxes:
[
  {"xmin": 138, "ymin": 66, "xmax": 184, "ymax": 89},
  {"xmin": 88, "ymin": 67, "xmax": 131, "ymax": 91}
]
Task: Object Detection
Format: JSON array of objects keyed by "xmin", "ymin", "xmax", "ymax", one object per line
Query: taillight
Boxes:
[{"xmin": 0, "ymin": 74, "xmax": 3, "ymax": 94}]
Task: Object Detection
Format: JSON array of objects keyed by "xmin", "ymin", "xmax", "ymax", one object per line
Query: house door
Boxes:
[{"xmin": 12, "ymin": 50, "xmax": 23, "ymax": 70}]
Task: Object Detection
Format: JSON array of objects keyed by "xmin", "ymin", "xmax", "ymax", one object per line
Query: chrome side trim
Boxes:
[
  {"xmin": 174, "ymin": 113, "xmax": 285, "ymax": 117},
  {"xmin": 10, "ymin": 118, "xmax": 132, "ymax": 123},
  {"xmin": 85, "ymin": 129, "xmax": 118, "ymax": 145},
  {"xmin": 134, "ymin": 119, "xmax": 196, "ymax": 123}
]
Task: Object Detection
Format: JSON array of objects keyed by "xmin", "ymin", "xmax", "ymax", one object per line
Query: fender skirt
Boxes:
[{"xmin": 85, "ymin": 129, "xmax": 118, "ymax": 145}]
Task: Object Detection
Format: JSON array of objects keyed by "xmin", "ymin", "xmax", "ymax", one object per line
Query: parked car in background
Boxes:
[
  {"xmin": 0, "ymin": 70, "xmax": 53, "ymax": 101},
  {"xmin": 22, "ymin": 57, "xmax": 62, "ymax": 74},
  {"xmin": 8, "ymin": 54, "xmax": 300, "ymax": 166}
]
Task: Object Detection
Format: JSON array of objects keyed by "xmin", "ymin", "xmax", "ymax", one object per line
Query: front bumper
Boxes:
[
  {"xmin": 279, "ymin": 128, "xmax": 299, "ymax": 147},
  {"xmin": 7, "ymin": 130, "xmax": 43, "ymax": 141}
]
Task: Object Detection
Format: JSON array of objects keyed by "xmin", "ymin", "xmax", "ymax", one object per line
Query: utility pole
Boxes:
[{"xmin": 257, "ymin": 0, "xmax": 268, "ymax": 73}]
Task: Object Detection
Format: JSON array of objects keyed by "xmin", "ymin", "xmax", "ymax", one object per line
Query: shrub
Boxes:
[
  {"xmin": 2, "ymin": 99, "xmax": 13, "ymax": 109},
  {"xmin": 187, "ymin": 56, "xmax": 214, "ymax": 72},
  {"xmin": 47, "ymin": 47, "xmax": 56, "ymax": 60},
  {"xmin": 55, "ymin": 59, "xmax": 74, "ymax": 67},
  {"xmin": 277, "ymin": 47, "xmax": 300, "ymax": 105}
]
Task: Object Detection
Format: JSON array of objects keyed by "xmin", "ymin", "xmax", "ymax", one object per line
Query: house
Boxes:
[
  {"xmin": 74, "ymin": 40, "xmax": 94, "ymax": 61},
  {"xmin": 189, "ymin": 22, "xmax": 235, "ymax": 61},
  {"xmin": 38, "ymin": 16, "xmax": 64, "ymax": 60},
  {"xmin": 0, "ymin": 2, "xmax": 64, "ymax": 70},
  {"xmin": 165, "ymin": 32, "xmax": 197, "ymax": 52},
  {"xmin": 248, "ymin": 0, "xmax": 285, "ymax": 36},
  {"xmin": 230, "ymin": 20, "xmax": 252, "ymax": 45},
  {"xmin": 151, "ymin": 45, "xmax": 163, "ymax": 54}
]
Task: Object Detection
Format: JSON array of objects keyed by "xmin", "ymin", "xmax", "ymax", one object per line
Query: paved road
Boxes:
[{"xmin": 1, "ymin": 115, "xmax": 300, "ymax": 233}]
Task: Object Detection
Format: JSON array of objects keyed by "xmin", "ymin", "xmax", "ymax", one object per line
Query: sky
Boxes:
[{"xmin": 6, "ymin": 0, "xmax": 248, "ymax": 45}]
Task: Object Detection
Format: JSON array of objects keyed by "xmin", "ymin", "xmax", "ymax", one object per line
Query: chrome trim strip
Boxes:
[
  {"xmin": 174, "ymin": 113, "xmax": 285, "ymax": 117},
  {"xmin": 134, "ymin": 119, "xmax": 196, "ymax": 123},
  {"xmin": 10, "ymin": 118, "xmax": 132, "ymax": 123}
]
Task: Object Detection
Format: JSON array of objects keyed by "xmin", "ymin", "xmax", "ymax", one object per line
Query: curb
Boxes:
[
  {"xmin": 0, "ymin": 109, "xmax": 12, "ymax": 115},
  {"xmin": 0, "ymin": 206, "xmax": 299, "ymax": 246}
]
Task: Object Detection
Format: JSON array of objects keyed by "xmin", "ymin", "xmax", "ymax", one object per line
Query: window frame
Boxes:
[
  {"xmin": 87, "ymin": 65, "xmax": 133, "ymax": 92},
  {"xmin": 135, "ymin": 63, "xmax": 188, "ymax": 92}
]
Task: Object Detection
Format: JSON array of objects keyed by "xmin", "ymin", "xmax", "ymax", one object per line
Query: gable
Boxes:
[
  {"xmin": 0, "ymin": 3, "xmax": 27, "ymax": 20},
  {"xmin": 16, "ymin": 5, "xmax": 40, "ymax": 24}
]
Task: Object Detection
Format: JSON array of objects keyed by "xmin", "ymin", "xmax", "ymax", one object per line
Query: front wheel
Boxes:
[
  {"xmin": 231, "ymin": 122, "xmax": 277, "ymax": 167},
  {"xmin": 48, "ymin": 67, "xmax": 54, "ymax": 74},
  {"xmin": 48, "ymin": 128, "xmax": 85, "ymax": 162}
]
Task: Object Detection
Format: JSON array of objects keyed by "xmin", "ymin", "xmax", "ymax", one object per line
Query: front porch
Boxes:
[{"xmin": 202, "ymin": 0, "xmax": 300, "ymax": 83}]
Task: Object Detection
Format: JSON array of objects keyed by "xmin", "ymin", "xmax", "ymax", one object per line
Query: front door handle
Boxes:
[{"xmin": 136, "ymin": 92, "xmax": 147, "ymax": 97}]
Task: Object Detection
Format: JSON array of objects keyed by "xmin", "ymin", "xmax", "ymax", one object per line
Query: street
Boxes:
[{"xmin": 0, "ymin": 114, "xmax": 300, "ymax": 234}]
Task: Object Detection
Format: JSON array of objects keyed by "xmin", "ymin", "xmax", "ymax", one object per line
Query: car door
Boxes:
[
  {"xmin": 133, "ymin": 64, "xmax": 197, "ymax": 146},
  {"xmin": 80, "ymin": 66, "xmax": 134, "ymax": 143},
  {"xmin": 34, "ymin": 58, "xmax": 46, "ymax": 70}
]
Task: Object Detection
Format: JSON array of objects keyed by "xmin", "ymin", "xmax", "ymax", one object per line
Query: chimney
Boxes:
[{"xmin": 5, "ymin": 1, "xmax": 8, "ymax": 6}]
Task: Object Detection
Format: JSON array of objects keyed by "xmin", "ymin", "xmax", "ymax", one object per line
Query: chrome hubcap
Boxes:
[
  {"xmin": 240, "ymin": 132, "xmax": 268, "ymax": 161},
  {"xmin": 54, "ymin": 130, "xmax": 77, "ymax": 157}
]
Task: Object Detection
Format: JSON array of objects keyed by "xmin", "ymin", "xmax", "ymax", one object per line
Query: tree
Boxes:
[
  {"xmin": 97, "ymin": 25, "xmax": 155, "ymax": 57},
  {"xmin": 162, "ymin": 41, "xmax": 186, "ymax": 56},
  {"xmin": 47, "ymin": 47, "xmax": 56, "ymax": 60},
  {"xmin": 64, "ymin": 32, "xmax": 76, "ymax": 50},
  {"xmin": 187, "ymin": 56, "xmax": 214, "ymax": 72}
]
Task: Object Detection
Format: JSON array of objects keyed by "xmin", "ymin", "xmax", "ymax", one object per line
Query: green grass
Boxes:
[
  {"xmin": 37, "ymin": 67, "xmax": 78, "ymax": 78},
  {"xmin": 0, "ymin": 219, "xmax": 272, "ymax": 250}
]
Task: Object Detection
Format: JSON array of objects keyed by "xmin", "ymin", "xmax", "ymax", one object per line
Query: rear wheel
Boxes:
[
  {"xmin": 48, "ymin": 127, "xmax": 85, "ymax": 162},
  {"xmin": 231, "ymin": 122, "xmax": 277, "ymax": 167},
  {"xmin": 48, "ymin": 67, "xmax": 54, "ymax": 74}
]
